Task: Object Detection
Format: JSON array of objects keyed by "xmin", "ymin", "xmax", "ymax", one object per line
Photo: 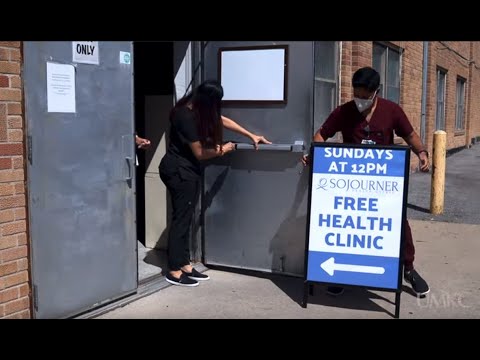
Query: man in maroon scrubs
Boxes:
[{"xmin": 303, "ymin": 66, "xmax": 430, "ymax": 297}]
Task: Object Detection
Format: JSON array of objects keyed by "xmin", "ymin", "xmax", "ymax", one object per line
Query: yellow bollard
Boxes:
[{"xmin": 430, "ymin": 130, "xmax": 447, "ymax": 215}]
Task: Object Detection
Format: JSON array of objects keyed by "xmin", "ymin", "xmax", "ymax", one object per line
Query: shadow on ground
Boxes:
[{"xmin": 208, "ymin": 265, "xmax": 422, "ymax": 318}]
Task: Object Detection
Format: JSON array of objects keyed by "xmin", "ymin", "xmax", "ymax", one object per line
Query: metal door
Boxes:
[
  {"xmin": 23, "ymin": 41, "xmax": 137, "ymax": 318},
  {"xmin": 202, "ymin": 42, "xmax": 313, "ymax": 276}
]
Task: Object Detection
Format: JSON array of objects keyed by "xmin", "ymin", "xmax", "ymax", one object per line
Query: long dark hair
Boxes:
[{"xmin": 171, "ymin": 80, "xmax": 224, "ymax": 148}]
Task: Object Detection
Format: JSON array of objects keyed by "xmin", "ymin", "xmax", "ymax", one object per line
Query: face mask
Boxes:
[
  {"xmin": 354, "ymin": 98, "xmax": 374, "ymax": 112},
  {"xmin": 353, "ymin": 90, "xmax": 378, "ymax": 113}
]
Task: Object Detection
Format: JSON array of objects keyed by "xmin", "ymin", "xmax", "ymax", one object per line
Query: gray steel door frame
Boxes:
[{"xmin": 24, "ymin": 41, "xmax": 138, "ymax": 318}]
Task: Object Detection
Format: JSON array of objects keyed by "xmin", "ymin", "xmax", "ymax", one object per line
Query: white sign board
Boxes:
[
  {"xmin": 219, "ymin": 46, "xmax": 287, "ymax": 103},
  {"xmin": 306, "ymin": 144, "xmax": 409, "ymax": 290},
  {"xmin": 72, "ymin": 41, "xmax": 99, "ymax": 65},
  {"xmin": 46, "ymin": 62, "xmax": 76, "ymax": 113}
]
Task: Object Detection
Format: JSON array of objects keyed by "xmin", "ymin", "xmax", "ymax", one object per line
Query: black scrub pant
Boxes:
[{"xmin": 159, "ymin": 170, "xmax": 200, "ymax": 271}]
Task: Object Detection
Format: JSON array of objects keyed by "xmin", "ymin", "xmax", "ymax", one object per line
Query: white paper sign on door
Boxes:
[
  {"xmin": 72, "ymin": 41, "xmax": 99, "ymax": 65},
  {"xmin": 46, "ymin": 62, "xmax": 76, "ymax": 113}
]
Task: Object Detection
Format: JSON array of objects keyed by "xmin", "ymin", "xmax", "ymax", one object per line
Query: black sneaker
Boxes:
[
  {"xmin": 404, "ymin": 269, "xmax": 430, "ymax": 296},
  {"xmin": 166, "ymin": 272, "xmax": 199, "ymax": 287},
  {"xmin": 182, "ymin": 268, "xmax": 210, "ymax": 281},
  {"xmin": 326, "ymin": 286, "xmax": 344, "ymax": 296}
]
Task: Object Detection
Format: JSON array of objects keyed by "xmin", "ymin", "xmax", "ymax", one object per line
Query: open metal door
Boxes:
[
  {"xmin": 202, "ymin": 42, "xmax": 313, "ymax": 276},
  {"xmin": 23, "ymin": 41, "xmax": 137, "ymax": 318}
]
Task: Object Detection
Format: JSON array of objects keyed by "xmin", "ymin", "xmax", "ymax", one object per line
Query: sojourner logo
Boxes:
[{"xmin": 316, "ymin": 178, "xmax": 400, "ymax": 194}]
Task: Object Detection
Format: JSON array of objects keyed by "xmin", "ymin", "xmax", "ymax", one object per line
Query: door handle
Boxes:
[
  {"xmin": 125, "ymin": 156, "xmax": 133, "ymax": 182},
  {"xmin": 233, "ymin": 143, "xmax": 305, "ymax": 153}
]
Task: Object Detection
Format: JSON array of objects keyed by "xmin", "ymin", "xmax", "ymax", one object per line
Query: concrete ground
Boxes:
[
  {"xmin": 137, "ymin": 241, "xmax": 166, "ymax": 283},
  {"xmin": 98, "ymin": 145, "xmax": 480, "ymax": 319},
  {"xmin": 98, "ymin": 220, "xmax": 480, "ymax": 319}
]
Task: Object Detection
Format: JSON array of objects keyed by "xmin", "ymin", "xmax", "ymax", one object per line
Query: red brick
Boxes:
[
  {"xmin": 17, "ymin": 233, "xmax": 27, "ymax": 245},
  {"xmin": 17, "ymin": 258, "xmax": 28, "ymax": 271},
  {"xmin": 0, "ymin": 48, "xmax": 9, "ymax": 61},
  {"xmin": 4, "ymin": 297, "xmax": 29, "ymax": 316},
  {"xmin": 0, "ymin": 208, "xmax": 15, "ymax": 223},
  {"xmin": 0, "ymin": 42, "xmax": 20, "ymax": 48},
  {"xmin": 12, "ymin": 157, "xmax": 22, "ymax": 169},
  {"xmin": 10, "ymin": 75, "xmax": 21, "ymax": 88},
  {"xmin": 1, "ymin": 245, "xmax": 28, "ymax": 262},
  {"xmin": 0, "ymin": 103, "xmax": 6, "ymax": 141},
  {"xmin": 3, "ymin": 309, "xmax": 30, "ymax": 319},
  {"xmin": 0, "ymin": 75, "xmax": 8, "ymax": 87},
  {"xmin": 0, "ymin": 235, "xmax": 16, "ymax": 250},
  {"xmin": 0, "ymin": 261, "xmax": 17, "ymax": 276},
  {"xmin": 0, "ymin": 61, "xmax": 20, "ymax": 74},
  {"xmin": 0, "ymin": 88, "xmax": 21, "ymax": 101},
  {"xmin": 10, "ymin": 49, "xmax": 21, "ymax": 62},
  {"xmin": 0, "ymin": 195, "xmax": 25, "ymax": 210},
  {"xmin": 1, "ymin": 220, "xmax": 26, "ymax": 236},
  {"xmin": 0, "ymin": 170, "xmax": 24, "ymax": 183},
  {"xmin": 0, "ymin": 271, "xmax": 28, "ymax": 289},
  {"xmin": 0, "ymin": 158, "xmax": 12, "ymax": 170},
  {"xmin": 14, "ymin": 208, "xmax": 25, "ymax": 220},
  {"xmin": 7, "ymin": 103, "xmax": 22, "ymax": 115},
  {"xmin": 8, "ymin": 129, "xmax": 22, "ymax": 142},
  {"xmin": 8, "ymin": 116, "xmax": 22, "ymax": 129},
  {"xmin": 14, "ymin": 183, "xmax": 24, "ymax": 194},
  {"xmin": 0, "ymin": 144, "xmax": 23, "ymax": 156},
  {"xmin": 0, "ymin": 286, "xmax": 18, "ymax": 303},
  {"xmin": 19, "ymin": 283, "xmax": 29, "ymax": 297}
]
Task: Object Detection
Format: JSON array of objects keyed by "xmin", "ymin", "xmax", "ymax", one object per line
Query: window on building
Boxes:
[
  {"xmin": 455, "ymin": 77, "xmax": 466, "ymax": 130},
  {"xmin": 314, "ymin": 41, "xmax": 339, "ymax": 132},
  {"xmin": 436, "ymin": 69, "xmax": 447, "ymax": 131},
  {"xmin": 372, "ymin": 43, "xmax": 401, "ymax": 104}
]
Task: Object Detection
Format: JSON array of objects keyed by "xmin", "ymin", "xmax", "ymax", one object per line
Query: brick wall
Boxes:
[
  {"xmin": 339, "ymin": 41, "xmax": 480, "ymax": 169},
  {"xmin": 467, "ymin": 42, "xmax": 480, "ymax": 145},
  {"xmin": 341, "ymin": 41, "xmax": 425, "ymax": 170},
  {"xmin": 428, "ymin": 41, "xmax": 471, "ymax": 150},
  {"xmin": 392, "ymin": 41, "xmax": 424, "ymax": 170},
  {"xmin": 0, "ymin": 41, "xmax": 30, "ymax": 319},
  {"xmin": 352, "ymin": 41, "xmax": 373, "ymax": 74},
  {"xmin": 340, "ymin": 41, "xmax": 352, "ymax": 105}
]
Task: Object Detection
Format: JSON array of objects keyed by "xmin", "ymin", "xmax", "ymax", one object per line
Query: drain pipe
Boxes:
[{"xmin": 420, "ymin": 41, "xmax": 429, "ymax": 146}]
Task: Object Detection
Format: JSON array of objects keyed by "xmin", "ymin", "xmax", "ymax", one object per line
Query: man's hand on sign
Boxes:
[{"xmin": 418, "ymin": 151, "xmax": 429, "ymax": 172}]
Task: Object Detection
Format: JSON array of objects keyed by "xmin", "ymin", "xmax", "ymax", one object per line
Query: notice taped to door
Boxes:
[
  {"xmin": 72, "ymin": 41, "xmax": 99, "ymax": 65},
  {"xmin": 46, "ymin": 62, "xmax": 76, "ymax": 113}
]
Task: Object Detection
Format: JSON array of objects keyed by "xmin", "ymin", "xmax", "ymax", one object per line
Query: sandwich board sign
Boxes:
[{"xmin": 302, "ymin": 142, "xmax": 410, "ymax": 318}]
